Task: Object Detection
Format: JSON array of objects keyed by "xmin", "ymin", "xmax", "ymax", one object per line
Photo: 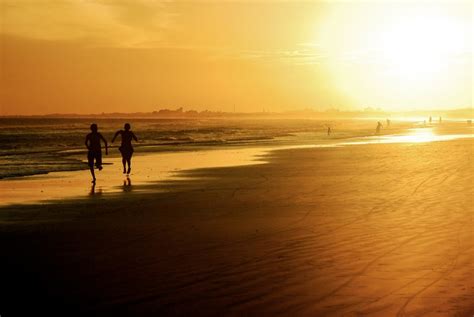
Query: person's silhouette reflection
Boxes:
[
  {"xmin": 122, "ymin": 176, "xmax": 132, "ymax": 192},
  {"xmin": 89, "ymin": 182, "xmax": 103, "ymax": 196}
]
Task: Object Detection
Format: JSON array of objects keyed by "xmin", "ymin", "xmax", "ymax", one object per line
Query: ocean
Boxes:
[{"xmin": 0, "ymin": 117, "xmax": 360, "ymax": 179}]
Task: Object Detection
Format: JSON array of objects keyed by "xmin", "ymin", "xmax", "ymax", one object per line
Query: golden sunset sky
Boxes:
[{"xmin": 0, "ymin": 1, "xmax": 472, "ymax": 115}]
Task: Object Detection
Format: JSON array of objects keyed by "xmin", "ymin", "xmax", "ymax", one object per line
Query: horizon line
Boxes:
[{"xmin": 1, "ymin": 107, "xmax": 472, "ymax": 118}]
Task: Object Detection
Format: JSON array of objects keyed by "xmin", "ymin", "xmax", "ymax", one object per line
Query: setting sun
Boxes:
[
  {"xmin": 378, "ymin": 10, "xmax": 468, "ymax": 81},
  {"xmin": 316, "ymin": 2, "xmax": 471, "ymax": 111}
]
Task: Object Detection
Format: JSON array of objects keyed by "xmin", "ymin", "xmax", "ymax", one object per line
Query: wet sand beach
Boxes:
[
  {"xmin": 0, "ymin": 147, "xmax": 268, "ymax": 206},
  {"xmin": 1, "ymin": 128, "xmax": 473, "ymax": 316}
]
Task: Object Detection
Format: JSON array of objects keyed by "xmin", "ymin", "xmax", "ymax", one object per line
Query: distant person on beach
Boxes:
[
  {"xmin": 439, "ymin": 116, "xmax": 442, "ymax": 124},
  {"xmin": 85, "ymin": 123, "xmax": 108, "ymax": 183},
  {"xmin": 327, "ymin": 126, "xmax": 331, "ymax": 136},
  {"xmin": 376, "ymin": 121, "xmax": 383, "ymax": 134},
  {"xmin": 112, "ymin": 123, "xmax": 138, "ymax": 174},
  {"xmin": 386, "ymin": 119, "xmax": 391, "ymax": 127},
  {"xmin": 429, "ymin": 116, "xmax": 432, "ymax": 124}
]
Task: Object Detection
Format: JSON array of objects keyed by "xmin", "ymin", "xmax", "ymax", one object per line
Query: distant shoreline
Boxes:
[{"xmin": 1, "ymin": 107, "xmax": 472, "ymax": 119}]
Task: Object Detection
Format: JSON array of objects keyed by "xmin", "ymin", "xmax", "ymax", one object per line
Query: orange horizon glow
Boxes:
[{"xmin": 0, "ymin": 1, "xmax": 472, "ymax": 115}]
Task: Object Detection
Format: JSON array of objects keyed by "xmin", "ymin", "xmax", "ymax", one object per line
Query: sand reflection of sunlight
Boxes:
[{"xmin": 392, "ymin": 128, "xmax": 437, "ymax": 143}]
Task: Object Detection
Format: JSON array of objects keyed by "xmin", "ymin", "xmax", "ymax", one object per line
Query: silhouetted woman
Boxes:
[{"xmin": 112, "ymin": 123, "xmax": 138, "ymax": 174}]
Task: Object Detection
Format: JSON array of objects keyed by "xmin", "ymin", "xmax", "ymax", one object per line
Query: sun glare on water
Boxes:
[
  {"xmin": 380, "ymin": 128, "xmax": 473, "ymax": 144},
  {"xmin": 339, "ymin": 128, "xmax": 474, "ymax": 147}
]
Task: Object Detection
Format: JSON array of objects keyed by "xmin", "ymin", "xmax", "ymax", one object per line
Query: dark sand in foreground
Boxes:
[{"xmin": 1, "ymin": 137, "xmax": 473, "ymax": 316}]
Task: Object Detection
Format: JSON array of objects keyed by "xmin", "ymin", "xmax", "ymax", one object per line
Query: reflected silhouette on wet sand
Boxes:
[
  {"xmin": 123, "ymin": 177, "xmax": 132, "ymax": 192},
  {"xmin": 89, "ymin": 182, "xmax": 103, "ymax": 196}
]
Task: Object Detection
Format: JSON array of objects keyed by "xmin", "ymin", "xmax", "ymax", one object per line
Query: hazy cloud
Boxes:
[
  {"xmin": 228, "ymin": 47, "xmax": 327, "ymax": 66},
  {"xmin": 1, "ymin": 0, "xmax": 177, "ymax": 47}
]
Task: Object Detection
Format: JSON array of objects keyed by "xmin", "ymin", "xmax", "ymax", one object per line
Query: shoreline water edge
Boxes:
[{"xmin": 1, "ymin": 120, "xmax": 472, "ymax": 207}]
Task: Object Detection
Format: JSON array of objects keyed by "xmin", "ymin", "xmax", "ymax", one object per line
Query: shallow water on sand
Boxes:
[{"xmin": 0, "ymin": 147, "xmax": 269, "ymax": 206}]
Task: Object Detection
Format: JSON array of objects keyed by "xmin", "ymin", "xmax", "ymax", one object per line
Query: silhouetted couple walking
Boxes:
[{"xmin": 85, "ymin": 123, "xmax": 138, "ymax": 182}]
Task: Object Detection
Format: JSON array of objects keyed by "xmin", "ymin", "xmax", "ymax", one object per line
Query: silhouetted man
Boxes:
[
  {"xmin": 376, "ymin": 121, "xmax": 383, "ymax": 134},
  {"xmin": 85, "ymin": 123, "xmax": 108, "ymax": 182}
]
